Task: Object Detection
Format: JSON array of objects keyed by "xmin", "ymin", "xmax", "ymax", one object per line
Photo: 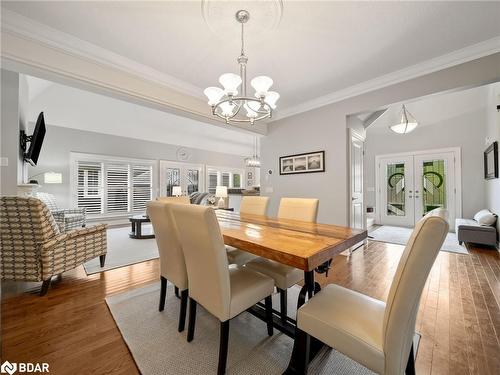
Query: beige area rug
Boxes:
[
  {"xmin": 106, "ymin": 283, "xmax": 378, "ymax": 374},
  {"xmin": 370, "ymin": 225, "xmax": 468, "ymax": 254},
  {"xmin": 84, "ymin": 225, "xmax": 158, "ymax": 274}
]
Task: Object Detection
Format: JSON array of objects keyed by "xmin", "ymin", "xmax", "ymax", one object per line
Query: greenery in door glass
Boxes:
[
  {"xmin": 387, "ymin": 163, "xmax": 405, "ymax": 216},
  {"xmin": 187, "ymin": 169, "xmax": 199, "ymax": 194},
  {"xmin": 166, "ymin": 168, "xmax": 180, "ymax": 197},
  {"xmin": 422, "ymin": 160, "xmax": 446, "ymax": 215}
]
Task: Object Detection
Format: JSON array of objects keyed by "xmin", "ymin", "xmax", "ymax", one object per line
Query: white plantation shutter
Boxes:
[
  {"xmin": 132, "ymin": 165, "xmax": 152, "ymax": 211},
  {"xmin": 106, "ymin": 163, "xmax": 130, "ymax": 213},
  {"xmin": 77, "ymin": 161, "xmax": 103, "ymax": 214},
  {"xmin": 222, "ymin": 172, "xmax": 230, "ymax": 187}
]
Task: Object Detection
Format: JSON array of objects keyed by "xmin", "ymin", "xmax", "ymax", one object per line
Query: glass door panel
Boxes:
[
  {"xmin": 160, "ymin": 161, "xmax": 205, "ymax": 197},
  {"xmin": 379, "ymin": 156, "xmax": 414, "ymax": 227},
  {"xmin": 414, "ymin": 152, "xmax": 455, "ymax": 224}
]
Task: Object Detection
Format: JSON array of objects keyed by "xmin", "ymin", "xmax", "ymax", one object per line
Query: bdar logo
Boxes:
[{"xmin": 1, "ymin": 361, "xmax": 17, "ymax": 375}]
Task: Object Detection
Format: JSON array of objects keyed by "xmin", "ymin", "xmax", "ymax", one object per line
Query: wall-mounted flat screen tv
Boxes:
[{"xmin": 24, "ymin": 112, "xmax": 46, "ymax": 166}]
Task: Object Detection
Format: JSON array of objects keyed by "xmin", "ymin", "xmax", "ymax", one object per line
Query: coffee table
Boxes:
[{"xmin": 129, "ymin": 215, "xmax": 155, "ymax": 239}]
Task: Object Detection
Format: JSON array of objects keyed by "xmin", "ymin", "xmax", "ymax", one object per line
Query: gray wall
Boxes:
[
  {"xmin": 28, "ymin": 125, "xmax": 246, "ymax": 208},
  {"xmin": 261, "ymin": 53, "xmax": 500, "ymax": 225},
  {"xmin": 485, "ymin": 84, "xmax": 500, "ymax": 239},
  {"xmin": 364, "ymin": 109, "xmax": 486, "ymax": 220},
  {"xmin": 1, "ymin": 70, "xmax": 28, "ymax": 195}
]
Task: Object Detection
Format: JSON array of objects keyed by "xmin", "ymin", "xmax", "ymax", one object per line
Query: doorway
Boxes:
[
  {"xmin": 376, "ymin": 148, "xmax": 461, "ymax": 227},
  {"xmin": 159, "ymin": 161, "xmax": 205, "ymax": 197}
]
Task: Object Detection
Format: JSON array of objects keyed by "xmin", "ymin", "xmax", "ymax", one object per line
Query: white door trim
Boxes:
[{"xmin": 375, "ymin": 147, "xmax": 462, "ymax": 225}]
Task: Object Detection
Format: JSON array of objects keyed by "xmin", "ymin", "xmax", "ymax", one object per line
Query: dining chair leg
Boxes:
[
  {"xmin": 284, "ymin": 327, "xmax": 310, "ymax": 374},
  {"xmin": 178, "ymin": 289, "xmax": 188, "ymax": 332},
  {"xmin": 174, "ymin": 286, "xmax": 180, "ymax": 298},
  {"xmin": 217, "ymin": 320, "xmax": 230, "ymax": 375},
  {"xmin": 159, "ymin": 276, "xmax": 167, "ymax": 312},
  {"xmin": 187, "ymin": 297, "xmax": 197, "ymax": 342},
  {"xmin": 405, "ymin": 343, "xmax": 416, "ymax": 375},
  {"xmin": 279, "ymin": 288, "xmax": 287, "ymax": 323},
  {"xmin": 265, "ymin": 295, "xmax": 274, "ymax": 336}
]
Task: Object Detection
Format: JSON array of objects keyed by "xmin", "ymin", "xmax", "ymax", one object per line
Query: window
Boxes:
[
  {"xmin": 72, "ymin": 153, "xmax": 155, "ymax": 216},
  {"xmin": 206, "ymin": 166, "xmax": 245, "ymax": 192}
]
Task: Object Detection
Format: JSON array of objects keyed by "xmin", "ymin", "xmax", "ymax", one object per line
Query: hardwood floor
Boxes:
[{"xmin": 2, "ymin": 241, "xmax": 500, "ymax": 374}]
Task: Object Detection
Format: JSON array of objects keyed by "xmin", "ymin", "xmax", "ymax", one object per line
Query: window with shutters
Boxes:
[{"xmin": 71, "ymin": 153, "xmax": 155, "ymax": 217}]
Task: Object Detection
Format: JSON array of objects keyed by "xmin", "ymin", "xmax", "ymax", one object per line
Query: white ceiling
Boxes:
[
  {"xmin": 3, "ymin": 1, "xmax": 500, "ymax": 119},
  {"xmin": 365, "ymin": 83, "xmax": 496, "ymax": 133},
  {"xmin": 26, "ymin": 75, "xmax": 256, "ymax": 156}
]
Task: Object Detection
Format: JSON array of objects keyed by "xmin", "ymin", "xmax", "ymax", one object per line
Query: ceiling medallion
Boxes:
[{"xmin": 204, "ymin": 10, "xmax": 279, "ymax": 125}]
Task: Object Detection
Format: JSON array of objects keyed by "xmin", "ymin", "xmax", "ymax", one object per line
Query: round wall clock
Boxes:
[{"xmin": 176, "ymin": 147, "xmax": 190, "ymax": 161}]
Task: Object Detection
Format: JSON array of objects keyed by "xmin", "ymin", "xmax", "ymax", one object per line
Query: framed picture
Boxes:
[
  {"xmin": 279, "ymin": 151, "xmax": 325, "ymax": 175},
  {"xmin": 484, "ymin": 141, "xmax": 498, "ymax": 180}
]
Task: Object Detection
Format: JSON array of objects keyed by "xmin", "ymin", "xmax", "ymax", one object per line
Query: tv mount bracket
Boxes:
[{"xmin": 20, "ymin": 130, "xmax": 32, "ymax": 154}]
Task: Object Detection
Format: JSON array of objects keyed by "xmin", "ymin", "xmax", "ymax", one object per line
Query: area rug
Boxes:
[
  {"xmin": 370, "ymin": 225, "xmax": 468, "ymax": 254},
  {"xmin": 84, "ymin": 225, "xmax": 158, "ymax": 275},
  {"xmin": 106, "ymin": 283, "xmax": 377, "ymax": 374}
]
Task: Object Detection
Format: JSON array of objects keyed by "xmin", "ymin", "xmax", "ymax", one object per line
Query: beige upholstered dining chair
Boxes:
[
  {"xmin": 226, "ymin": 196, "xmax": 270, "ymax": 266},
  {"xmin": 287, "ymin": 208, "xmax": 449, "ymax": 374},
  {"xmin": 0, "ymin": 196, "xmax": 107, "ymax": 296},
  {"xmin": 147, "ymin": 200, "xmax": 189, "ymax": 332},
  {"xmin": 157, "ymin": 196, "xmax": 191, "ymax": 204},
  {"xmin": 246, "ymin": 197, "xmax": 319, "ymax": 323},
  {"xmin": 170, "ymin": 204, "xmax": 275, "ymax": 375}
]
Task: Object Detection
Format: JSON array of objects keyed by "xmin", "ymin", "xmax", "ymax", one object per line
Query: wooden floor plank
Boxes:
[{"xmin": 2, "ymin": 241, "xmax": 499, "ymax": 375}]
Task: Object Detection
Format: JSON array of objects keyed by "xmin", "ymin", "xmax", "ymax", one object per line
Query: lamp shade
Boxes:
[
  {"xmin": 390, "ymin": 105, "xmax": 418, "ymax": 134},
  {"xmin": 264, "ymin": 91, "xmax": 280, "ymax": 109},
  {"xmin": 215, "ymin": 186, "xmax": 228, "ymax": 198},
  {"xmin": 244, "ymin": 103, "xmax": 258, "ymax": 118},
  {"xmin": 204, "ymin": 87, "xmax": 225, "ymax": 106},
  {"xmin": 219, "ymin": 101, "xmax": 236, "ymax": 117},
  {"xmin": 44, "ymin": 172, "xmax": 62, "ymax": 184},
  {"xmin": 219, "ymin": 73, "xmax": 242, "ymax": 96},
  {"xmin": 251, "ymin": 76, "xmax": 273, "ymax": 97},
  {"xmin": 172, "ymin": 186, "xmax": 182, "ymax": 196}
]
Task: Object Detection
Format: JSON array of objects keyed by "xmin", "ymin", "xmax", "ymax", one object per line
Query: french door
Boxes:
[
  {"xmin": 378, "ymin": 150, "xmax": 459, "ymax": 227},
  {"xmin": 159, "ymin": 161, "xmax": 205, "ymax": 197}
]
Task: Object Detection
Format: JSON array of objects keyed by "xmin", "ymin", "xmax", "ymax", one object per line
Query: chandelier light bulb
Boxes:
[
  {"xmin": 251, "ymin": 76, "xmax": 273, "ymax": 97},
  {"xmin": 219, "ymin": 101, "xmax": 237, "ymax": 117},
  {"xmin": 264, "ymin": 91, "xmax": 280, "ymax": 109},
  {"xmin": 219, "ymin": 73, "xmax": 242, "ymax": 96},
  {"xmin": 244, "ymin": 103, "xmax": 258, "ymax": 118},
  {"xmin": 204, "ymin": 87, "xmax": 225, "ymax": 106}
]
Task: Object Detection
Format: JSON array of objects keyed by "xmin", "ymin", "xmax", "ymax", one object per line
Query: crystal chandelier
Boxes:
[
  {"xmin": 204, "ymin": 10, "xmax": 279, "ymax": 125},
  {"xmin": 389, "ymin": 105, "xmax": 418, "ymax": 134}
]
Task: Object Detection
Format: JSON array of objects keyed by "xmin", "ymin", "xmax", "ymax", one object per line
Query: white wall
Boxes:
[
  {"xmin": 27, "ymin": 125, "xmax": 246, "ymax": 209},
  {"xmin": 261, "ymin": 53, "xmax": 500, "ymax": 224},
  {"xmin": 27, "ymin": 79, "xmax": 256, "ymax": 157},
  {"xmin": 0, "ymin": 70, "xmax": 28, "ymax": 195},
  {"xmin": 485, "ymin": 83, "xmax": 500, "ymax": 238},
  {"xmin": 364, "ymin": 108, "xmax": 487, "ymax": 219}
]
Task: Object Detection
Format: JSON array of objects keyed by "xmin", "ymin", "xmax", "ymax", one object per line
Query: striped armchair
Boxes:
[
  {"xmin": 0, "ymin": 196, "xmax": 107, "ymax": 296},
  {"xmin": 36, "ymin": 192, "xmax": 86, "ymax": 232}
]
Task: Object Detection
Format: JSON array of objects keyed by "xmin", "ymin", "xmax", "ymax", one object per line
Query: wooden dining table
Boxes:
[{"xmin": 215, "ymin": 209, "xmax": 367, "ymax": 372}]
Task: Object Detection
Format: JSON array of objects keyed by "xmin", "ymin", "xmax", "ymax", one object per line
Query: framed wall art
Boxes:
[{"xmin": 279, "ymin": 151, "xmax": 325, "ymax": 175}]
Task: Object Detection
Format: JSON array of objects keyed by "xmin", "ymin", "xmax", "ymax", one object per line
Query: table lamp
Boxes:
[
  {"xmin": 215, "ymin": 186, "xmax": 227, "ymax": 208},
  {"xmin": 172, "ymin": 186, "xmax": 182, "ymax": 197}
]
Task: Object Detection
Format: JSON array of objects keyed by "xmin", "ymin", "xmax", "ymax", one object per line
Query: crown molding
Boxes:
[
  {"xmin": 1, "ymin": 9, "xmax": 205, "ymax": 99},
  {"xmin": 272, "ymin": 36, "xmax": 500, "ymax": 122}
]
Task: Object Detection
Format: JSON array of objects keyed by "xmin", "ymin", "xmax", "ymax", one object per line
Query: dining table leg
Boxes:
[{"xmin": 285, "ymin": 270, "xmax": 324, "ymax": 374}]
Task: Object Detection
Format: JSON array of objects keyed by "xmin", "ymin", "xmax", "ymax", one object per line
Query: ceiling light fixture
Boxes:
[
  {"xmin": 389, "ymin": 105, "xmax": 418, "ymax": 134},
  {"xmin": 245, "ymin": 137, "xmax": 261, "ymax": 167},
  {"xmin": 204, "ymin": 10, "xmax": 279, "ymax": 125}
]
